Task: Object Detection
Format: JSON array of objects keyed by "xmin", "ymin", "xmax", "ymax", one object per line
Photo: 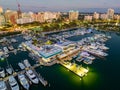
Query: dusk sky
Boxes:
[{"xmin": 0, "ymin": 0, "xmax": 120, "ymax": 12}]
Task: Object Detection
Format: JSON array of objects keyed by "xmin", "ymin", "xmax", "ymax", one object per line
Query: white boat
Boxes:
[
  {"xmin": 0, "ymin": 67, "xmax": 5, "ymax": 78},
  {"xmin": 26, "ymin": 70, "xmax": 39, "ymax": 84},
  {"xmin": 99, "ymin": 45, "xmax": 109, "ymax": 50},
  {"xmin": 6, "ymin": 65, "xmax": 13, "ymax": 75},
  {"xmin": 83, "ymin": 58, "xmax": 93, "ymax": 64},
  {"xmin": 86, "ymin": 55, "xmax": 95, "ymax": 60},
  {"xmin": 8, "ymin": 76, "xmax": 19, "ymax": 90},
  {"xmin": 3, "ymin": 47, "xmax": 9, "ymax": 53},
  {"xmin": 8, "ymin": 46, "xmax": 14, "ymax": 51},
  {"xmin": 11, "ymin": 39, "xmax": 17, "ymax": 43},
  {"xmin": 0, "ymin": 81, "xmax": 7, "ymax": 90},
  {"xmin": 18, "ymin": 74, "xmax": 30, "ymax": 90},
  {"xmin": 18, "ymin": 62, "xmax": 25, "ymax": 70},
  {"xmin": 23, "ymin": 59, "xmax": 31, "ymax": 68}
]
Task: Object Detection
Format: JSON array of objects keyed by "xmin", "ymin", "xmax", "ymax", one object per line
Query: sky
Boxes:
[{"xmin": 0, "ymin": 0, "xmax": 120, "ymax": 12}]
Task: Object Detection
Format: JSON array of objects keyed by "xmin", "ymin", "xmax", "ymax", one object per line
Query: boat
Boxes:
[
  {"xmin": 8, "ymin": 76, "xmax": 19, "ymax": 90},
  {"xmin": 11, "ymin": 39, "xmax": 17, "ymax": 43},
  {"xmin": 18, "ymin": 62, "xmax": 25, "ymax": 70},
  {"xmin": 18, "ymin": 74, "xmax": 30, "ymax": 90},
  {"xmin": 0, "ymin": 81, "xmax": 7, "ymax": 90},
  {"xmin": 23, "ymin": 59, "xmax": 31, "ymax": 68},
  {"xmin": 8, "ymin": 45, "xmax": 14, "ymax": 51},
  {"xmin": 83, "ymin": 58, "xmax": 93, "ymax": 64},
  {"xmin": 6, "ymin": 65, "xmax": 13, "ymax": 75},
  {"xmin": 3, "ymin": 47, "xmax": 9, "ymax": 53},
  {"xmin": 86, "ymin": 55, "xmax": 95, "ymax": 60},
  {"xmin": 0, "ymin": 67, "xmax": 5, "ymax": 78},
  {"xmin": 26, "ymin": 70, "xmax": 39, "ymax": 84}
]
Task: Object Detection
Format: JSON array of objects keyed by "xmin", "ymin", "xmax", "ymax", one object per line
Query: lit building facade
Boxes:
[
  {"xmin": 107, "ymin": 8, "xmax": 114, "ymax": 19},
  {"xmin": 84, "ymin": 15, "xmax": 93, "ymax": 21},
  {"xmin": 69, "ymin": 10, "xmax": 79, "ymax": 21},
  {"xmin": 100, "ymin": 14, "xmax": 108, "ymax": 20},
  {"xmin": 0, "ymin": 6, "xmax": 3, "ymax": 13},
  {"xmin": 0, "ymin": 14, "xmax": 5, "ymax": 26},
  {"xmin": 5, "ymin": 9, "xmax": 18, "ymax": 24},
  {"xmin": 93, "ymin": 12, "xmax": 99, "ymax": 19}
]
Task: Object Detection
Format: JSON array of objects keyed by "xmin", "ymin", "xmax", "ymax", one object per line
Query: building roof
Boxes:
[{"xmin": 39, "ymin": 45, "xmax": 62, "ymax": 58}]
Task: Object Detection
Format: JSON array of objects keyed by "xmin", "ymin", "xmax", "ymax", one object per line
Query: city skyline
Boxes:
[{"xmin": 0, "ymin": 0, "xmax": 120, "ymax": 12}]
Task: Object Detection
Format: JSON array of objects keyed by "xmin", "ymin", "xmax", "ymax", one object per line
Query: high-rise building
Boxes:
[
  {"xmin": 69, "ymin": 10, "xmax": 79, "ymax": 21},
  {"xmin": 107, "ymin": 8, "xmax": 114, "ymax": 19},
  {"xmin": 5, "ymin": 9, "xmax": 18, "ymax": 24},
  {"xmin": 93, "ymin": 12, "xmax": 99, "ymax": 19},
  {"xmin": 0, "ymin": 6, "xmax": 3, "ymax": 13}
]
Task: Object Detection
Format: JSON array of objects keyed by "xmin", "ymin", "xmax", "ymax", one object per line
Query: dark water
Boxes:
[{"xmin": 0, "ymin": 30, "xmax": 120, "ymax": 90}]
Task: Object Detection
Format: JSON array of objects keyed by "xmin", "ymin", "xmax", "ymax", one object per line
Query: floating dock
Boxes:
[{"xmin": 60, "ymin": 61, "xmax": 89, "ymax": 77}]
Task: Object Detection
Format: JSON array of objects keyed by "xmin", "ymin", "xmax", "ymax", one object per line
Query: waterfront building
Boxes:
[
  {"xmin": 93, "ymin": 12, "xmax": 99, "ymax": 20},
  {"xmin": 107, "ymin": 8, "xmax": 114, "ymax": 19},
  {"xmin": 22, "ymin": 41, "xmax": 62, "ymax": 63},
  {"xmin": 100, "ymin": 14, "xmax": 108, "ymax": 20},
  {"xmin": 55, "ymin": 41, "xmax": 80, "ymax": 61},
  {"xmin": 69, "ymin": 10, "xmax": 79, "ymax": 21},
  {"xmin": 84, "ymin": 15, "xmax": 93, "ymax": 21}
]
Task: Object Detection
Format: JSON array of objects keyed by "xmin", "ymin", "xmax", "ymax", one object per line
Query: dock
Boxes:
[
  {"xmin": 1, "ymin": 63, "xmax": 48, "ymax": 87},
  {"xmin": 60, "ymin": 61, "xmax": 89, "ymax": 77}
]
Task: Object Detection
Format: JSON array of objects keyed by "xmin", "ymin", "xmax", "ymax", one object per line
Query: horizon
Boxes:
[{"xmin": 0, "ymin": 0, "xmax": 120, "ymax": 13}]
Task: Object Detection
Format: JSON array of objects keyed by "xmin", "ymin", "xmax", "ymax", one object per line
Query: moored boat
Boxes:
[
  {"xmin": 8, "ymin": 76, "xmax": 19, "ymax": 90},
  {"xmin": 23, "ymin": 59, "xmax": 31, "ymax": 68},
  {"xmin": 0, "ymin": 67, "xmax": 5, "ymax": 78},
  {"xmin": 26, "ymin": 70, "xmax": 39, "ymax": 84},
  {"xmin": 0, "ymin": 81, "xmax": 7, "ymax": 90},
  {"xmin": 18, "ymin": 62, "xmax": 25, "ymax": 70},
  {"xmin": 18, "ymin": 74, "xmax": 30, "ymax": 90}
]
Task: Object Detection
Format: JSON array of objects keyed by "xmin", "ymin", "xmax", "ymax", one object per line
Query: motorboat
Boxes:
[
  {"xmin": 6, "ymin": 65, "xmax": 13, "ymax": 75},
  {"xmin": 26, "ymin": 70, "xmax": 39, "ymax": 84},
  {"xmin": 0, "ymin": 81, "xmax": 7, "ymax": 90},
  {"xmin": 0, "ymin": 67, "xmax": 5, "ymax": 78},
  {"xmin": 18, "ymin": 74, "xmax": 30, "ymax": 90},
  {"xmin": 23, "ymin": 59, "xmax": 31, "ymax": 68},
  {"xmin": 83, "ymin": 58, "xmax": 93, "ymax": 64},
  {"xmin": 18, "ymin": 62, "xmax": 25, "ymax": 70},
  {"xmin": 8, "ymin": 76, "xmax": 19, "ymax": 90}
]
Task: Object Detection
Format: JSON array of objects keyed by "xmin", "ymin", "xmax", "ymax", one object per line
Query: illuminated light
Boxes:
[{"xmin": 61, "ymin": 62, "xmax": 89, "ymax": 77}]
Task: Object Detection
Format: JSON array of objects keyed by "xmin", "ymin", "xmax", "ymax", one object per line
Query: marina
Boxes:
[{"xmin": 0, "ymin": 28, "xmax": 119, "ymax": 90}]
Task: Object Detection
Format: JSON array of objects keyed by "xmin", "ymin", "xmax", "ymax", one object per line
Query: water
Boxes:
[{"xmin": 0, "ymin": 30, "xmax": 120, "ymax": 90}]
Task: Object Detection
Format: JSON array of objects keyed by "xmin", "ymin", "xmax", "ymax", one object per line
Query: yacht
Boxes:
[
  {"xmin": 18, "ymin": 62, "xmax": 25, "ymax": 70},
  {"xmin": 0, "ymin": 81, "xmax": 7, "ymax": 90},
  {"xmin": 3, "ymin": 47, "xmax": 9, "ymax": 53},
  {"xmin": 26, "ymin": 70, "xmax": 39, "ymax": 84},
  {"xmin": 83, "ymin": 58, "xmax": 93, "ymax": 64},
  {"xmin": 23, "ymin": 59, "xmax": 31, "ymax": 68},
  {"xmin": 18, "ymin": 74, "xmax": 30, "ymax": 90},
  {"xmin": 8, "ymin": 76, "xmax": 19, "ymax": 90},
  {"xmin": 11, "ymin": 39, "xmax": 17, "ymax": 43},
  {"xmin": 8, "ymin": 45, "xmax": 14, "ymax": 51},
  {"xmin": 0, "ymin": 67, "xmax": 5, "ymax": 78},
  {"xmin": 6, "ymin": 65, "xmax": 13, "ymax": 75}
]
